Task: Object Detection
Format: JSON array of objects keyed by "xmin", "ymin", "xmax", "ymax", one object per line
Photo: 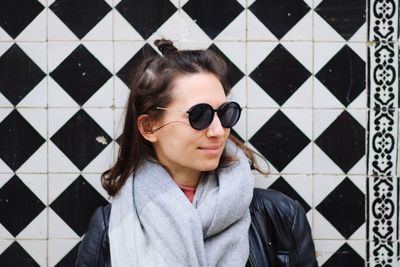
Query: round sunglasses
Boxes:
[{"xmin": 156, "ymin": 101, "xmax": 242, "ymax": 130}]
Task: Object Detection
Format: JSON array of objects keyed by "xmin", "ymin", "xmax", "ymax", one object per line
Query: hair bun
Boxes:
[{"xmin": 154, "ymin": 39, "xmax": 177, "ymax": 55}]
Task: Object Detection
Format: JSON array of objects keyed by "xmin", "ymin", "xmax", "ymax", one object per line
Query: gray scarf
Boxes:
[{"xmin": 109, "ymin": 141, "xmax": 254, "ymax": 267}]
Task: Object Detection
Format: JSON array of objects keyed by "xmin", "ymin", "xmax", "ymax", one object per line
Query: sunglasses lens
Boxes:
[
  {"xmin": 189, "ymin": 104, "xmax": 213, "ymax": 130},
  {"xmin": 219, "ymin": 102, "xmax": 241, "ymax": 128}
]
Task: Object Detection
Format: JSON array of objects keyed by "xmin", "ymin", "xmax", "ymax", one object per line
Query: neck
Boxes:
[{"xmin": 172, "ymin": 170, "xmax": 201, "ymax": 188}]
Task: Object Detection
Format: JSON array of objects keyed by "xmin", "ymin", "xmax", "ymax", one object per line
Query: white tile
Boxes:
[
  {"xmin": 313, "ymin": 12, "xmax": 345, "ymax": 41},
  {"xmin": 150, "ymin": 11, "xmax": 212, "ymax": 45},
  {"xmin": 83, "ymin": 78, "xmax": 114, "ymax": 108},
  {"xmin": 229, "ymin": 76, "xmax": 246, "ymax": 108},
  {"xmin": 48, "ymin": 142, "xmax": 80, "ymax": 173},
  {"xmin": 214, "ymin": 11, "xmax": 246, "ymax": 41},
  {"xmin": 232, "ymin": 107, "xmax": 247, "ymax": 141},
  {"xmin": 17, "ymin": 209, "xmax": 47, "ymax": 239},
  {"xmin": 82, "ymin": 144, "xmax": 114, "ymax": 173},
  {"xmin": 48, "ymin": 78, "xmax": 80, "ymax": 108},
  {"xmin": 48, "ymin": 239, "xmax": 81, "ymax": 267},
  {"xmin": 0, "ymin": 239, "xmax": 13, "ymax": 254},
  {"xmin": 247, "ymin": 78, "xmax": 280, "ymax": 108},
  {"xmin": 83, "ymin": 42, "xmax": 114, "ymax": 73},
  {"xmin": 18, "ymin": 240, "xmax": 47, "ymax": 267},
  {"xmin": 48, "ymin": 209, "xmax": 79, "ymax": 238},
  {"xmin": 282, "ymin": 108, "xmax": 312, "ymax": 139},
  {"xmin": 313, "ymin": 109, "xmax": 343, "ymax": 139},
  {"xmin": 84, "ymin": 173, "xmax": 111, "ymax": 201},
  {"xmin": 247, "ymin": 109, "xmax": 277, "ymax": 138},
  {"xmin": 17, "ymin": 108, "xmax": 46, "ymax": 139},
  {"xmin": 113, "ymin": 9, "xmax": 145, "ymax": 41},
  {"xmin": 16, "ymin": 78, "xmax": 48, "ymax": 108},
  {"xmin": 314, "ymin": 239, "xmax": 347, "ymax": 266},
  {"xmin": 0, "ymin": 222, "xmax": 13, "ymax": 239},
  {"xmin": 281, "ymin": 11, "xmax": 312, "ymax": 41},
  {"xmin": 247, "ymin": 42, "xmax": 278, "ymax": 73},
  {"xmin": 313, "ymin": 174, "xmax": 347, "ymax": 204},
  {"xmin": 247, "ymin": 10, "xmax": 278, "ymax": 41},
  {"xmin": 14, "ymin": 10, "xmax": 46, "ymax": 41},
  {"xmin": 282, "ymin": 78, "xmax": 312, "ymax": 108},
  {"xmin": 48, "ymin": 174, "xmax": 78, "ymax": 204},
  {"xmin": 313, "ymin": 209, "xmax": 344, "ymax": 239},
  {"xmin": 16, "ymin": 173, "xmax": 47, "ymax": 205},
  {"xmin": 313, "ymin": 145, "xmax": 344, "ymax": 174},
  {"xmin": 282, "ymin": 42, "xmax": 313, "ymax": 72},
  {"xmin": 282, "ymin": 143, "xmax": 312, "ymax": 174},
  {"xmin": 47, "ymin": 10, "xmax": 80, "ymax": 41},
  {"xmin": 214, "ymin": 41, "xmax": 246, "ymax": 74},
  {"xmin": 48, "ymin": 108, "xmax": 79, "ymax": 136},
  {"xmin": 0, "ymin": 93, "xmax": 13, "ymax": 108},
  {"xmin": 82, "ymin": 12, "xmax": 113, "ymax": 41}
]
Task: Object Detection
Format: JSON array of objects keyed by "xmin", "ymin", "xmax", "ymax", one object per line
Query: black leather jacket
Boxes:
[{"xmin": 76, "ymin": 188, "xmax": 318, "ymax": 267}]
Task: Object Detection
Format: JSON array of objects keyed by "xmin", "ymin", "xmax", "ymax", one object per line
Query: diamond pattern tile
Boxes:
[
  {"xmin": 183, "ymin": 0, "xmax": 244, "ymax": 39},
  {"xmin": 316, "ymin": 45, "xmax": 365, "ymax": 107},
  {"xmin": 0, "ymin": 44, "xmax": 45, "ymax": 106},
  {"xmin": 321, "ymin": 243, "xmax": 364, "ymax": 267},
  {"xmin": 0, "ymin": 175, "xmax": 45, "ymax": 237},
  {"xmin": 116, "ymin": 43, "xmax": 159, "ymax": 88},
  {"xmin": 316, "ymin": 177, "xmax": 365, "ymax": 239},
  {"xmin": 0, "ymin": 242, "xmax": 40, "ymax": 267},
  {"xmin": 50, "ymin": 0, "xmax": 111, "ymax": 39},
  {"xmin": 116, "ymin": 0, "xmax": 177, "ymax": 39},
  {"xmin": 54, "ymin": 242, "xmax": 80, "ymax": 267},
  {"xmin": 249, "ymin": 110, "xmax": 310, "ymax": 172},
  {"xmin": 50, "ymin": 44, "xmax": 112, "ymax": 106},
  {"xmin": 249, "ymin": 44, "xmax": 311, "ymax": 106},
  {"xmin": 50, "ymin": 109, "xmax": 112, "ymax": 170},
  {"xmin": 315, "ymin": 111, "xmax": 365, "ymax": 173},
  {"xmin": 268, "ymin": 176, "xmax": 310, "ymax": 212},
  {"xmin": 208, "ymin": 44, "xmax": 244, "ymax": 88},
  {"xmin": 315, "ymin": 0, "xmax": 366, "ymax": 40},
  {"xmin": 0, "ymin": 0, "xmax": 44, "ymax": 39},
  {"xmin": 0, "ymin": 110, "xmax": 45, "ymax": 171},
  {"xmin": 249, "ymin": 0, "xmax": 310, "ymax": 39},
  {"xmin": 50, "ymin": 175, "xmax": 108, "ymax": 236}
]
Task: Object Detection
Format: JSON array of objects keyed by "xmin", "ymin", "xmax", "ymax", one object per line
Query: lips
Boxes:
[{"xmin": 198, "ymin": 145, "xmax": 221, "ymax": 150}]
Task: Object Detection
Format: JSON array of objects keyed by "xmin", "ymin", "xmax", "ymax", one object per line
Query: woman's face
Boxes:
[{"xmin": 151, "ymin": 72, "xmax": 230, "ymax": 180}]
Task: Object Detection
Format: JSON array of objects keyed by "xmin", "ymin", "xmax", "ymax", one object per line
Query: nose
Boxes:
[{"xmin": 206, "ymin": 113, "xmax": 225, "ymax": 137}]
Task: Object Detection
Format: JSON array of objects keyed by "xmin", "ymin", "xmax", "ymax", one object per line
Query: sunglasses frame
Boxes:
[{"xmin": 156, "ymin": 101, "xmax": 242, "ymax": 130}]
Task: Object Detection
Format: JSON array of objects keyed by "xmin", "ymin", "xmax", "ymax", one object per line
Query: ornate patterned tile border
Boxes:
[{"xmin": 368, "ymin": 0, "xmax": 399, "ymax": 266}]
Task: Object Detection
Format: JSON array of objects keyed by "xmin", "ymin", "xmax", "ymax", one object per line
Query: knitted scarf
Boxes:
[{"xmin": 109, "ymin": 141, "xmax": 254, "ymax": 267}]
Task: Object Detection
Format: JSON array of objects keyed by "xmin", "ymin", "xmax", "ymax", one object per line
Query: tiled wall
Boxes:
[{"xmin": 0, "ymin": 0, "xmax": 397, "ymax": 266}]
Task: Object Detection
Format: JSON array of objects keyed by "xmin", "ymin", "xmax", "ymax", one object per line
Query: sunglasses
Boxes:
[{"xmin": 156, "ymin": 101, "xmax": 242, "ymax": 130}]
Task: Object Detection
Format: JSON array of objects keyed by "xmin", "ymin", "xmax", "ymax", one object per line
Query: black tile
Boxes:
[
  {"xmin": 50, "ymin": 175, "xmax": 108, "ymax": 236},
  {"xmin": 50, "ymin": 0, "xmax": 111, "ymax": 39},
  {"xmin": 317, "ymin": 177, "xmax": 365, "ymax": 239},
  {"xmin": 54, "ymin": 242, "xmax": 80, "ymax": 267},
  {"xmin": 0, "ymin": 44, "xmax": 46, "ymax": 106},
  {"xmin": 208, "ymin": 44, "xmax": 244, "ymax": 88},
  {"xmin": 249, "ymin": 110, "xmax": 310, "ymax": 172},
  {"xmin": 50, "ymin": 44, "xmax": 112, "ymax": 106},
  {"xmin": 268, "ymin": 177, "xmax": 310, "ymax": 212},
  {"xmin": 0, "ymin": 0, "xmax": 44, "ymax": 39},
  {"xmin": 315, "ymin": 111, "xmax": 365, "ymax": 173},
  {"xmin": 116, "ymin": 0, "xmax": 177, "ymax": 39},
  {"xmin": 0, "ymin": 175, "xmax": 45, "ymax": 237},
  {"xmin": 249, "ymin": 0, "xmax": 310, "ymax": 39},
  {"xmin": 183, "ymin": 0, "xmax": 244, "ymax": 39},
  {"xmin": 0, "ymin": 110, "xmax": 45, "ymax": 171},
  {"xmin": 322, "ymin": 243, "xmax": 364, "ymax": 267},
  {"xmin": 0, "ymin": 242, "xmax": 40, "ymax": 267},
  {"xmin": 116, "ymin": 43, "xmax": 159, "ymax": 88},
  {"xmin": 249, "ymin": 44, "xmax": 311, "ymax": 106},
  {"xmin": 315, "ymin": 0, "xmax": 366, "ymax": 40},
  {"xmin": 316, "ymin": 45, "xmax": 365, "ymax": 107},
  {"xmin": 50, "ymin": 109, "xmax": 112, "ymax": 170}
]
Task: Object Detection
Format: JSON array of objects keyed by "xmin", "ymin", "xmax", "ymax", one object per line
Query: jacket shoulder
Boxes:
[
  {"xmin": 75, "ymin": 204, "xmax": 111, "ymax": 267},
  {"xmin": 251, "ymin": 188, "xmax": 303, "ymax": 219}
]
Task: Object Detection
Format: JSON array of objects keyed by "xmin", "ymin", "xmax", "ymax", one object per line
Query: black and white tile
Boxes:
[{"xmin": 0, "ymin": 0, "xmax": 396, "ymax": 265}]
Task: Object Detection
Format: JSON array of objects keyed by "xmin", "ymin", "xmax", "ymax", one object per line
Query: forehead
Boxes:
[{"xmin": 170, "ymin": 72, "xmax": 226, "ymax": 107}]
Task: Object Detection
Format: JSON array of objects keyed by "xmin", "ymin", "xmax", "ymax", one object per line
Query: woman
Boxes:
[{"xmin": 76, "ymin": 39, "xmax": 318, "ymax": 267}]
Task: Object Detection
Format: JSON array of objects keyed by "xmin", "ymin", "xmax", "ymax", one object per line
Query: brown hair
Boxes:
[{"xmin": 102, "ymin": 39, "xmax": 266, "ymax": 196}]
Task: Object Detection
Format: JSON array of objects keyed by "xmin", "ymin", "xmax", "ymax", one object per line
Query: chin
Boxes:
[{"xmin": 198, "ymin": 160, "xmax": 220, "ymax": 172}]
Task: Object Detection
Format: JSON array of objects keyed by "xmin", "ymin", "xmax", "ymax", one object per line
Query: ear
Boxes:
[{"xmin": 137, "ymin": 114, "xmax": 158, "ymax": 143}]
